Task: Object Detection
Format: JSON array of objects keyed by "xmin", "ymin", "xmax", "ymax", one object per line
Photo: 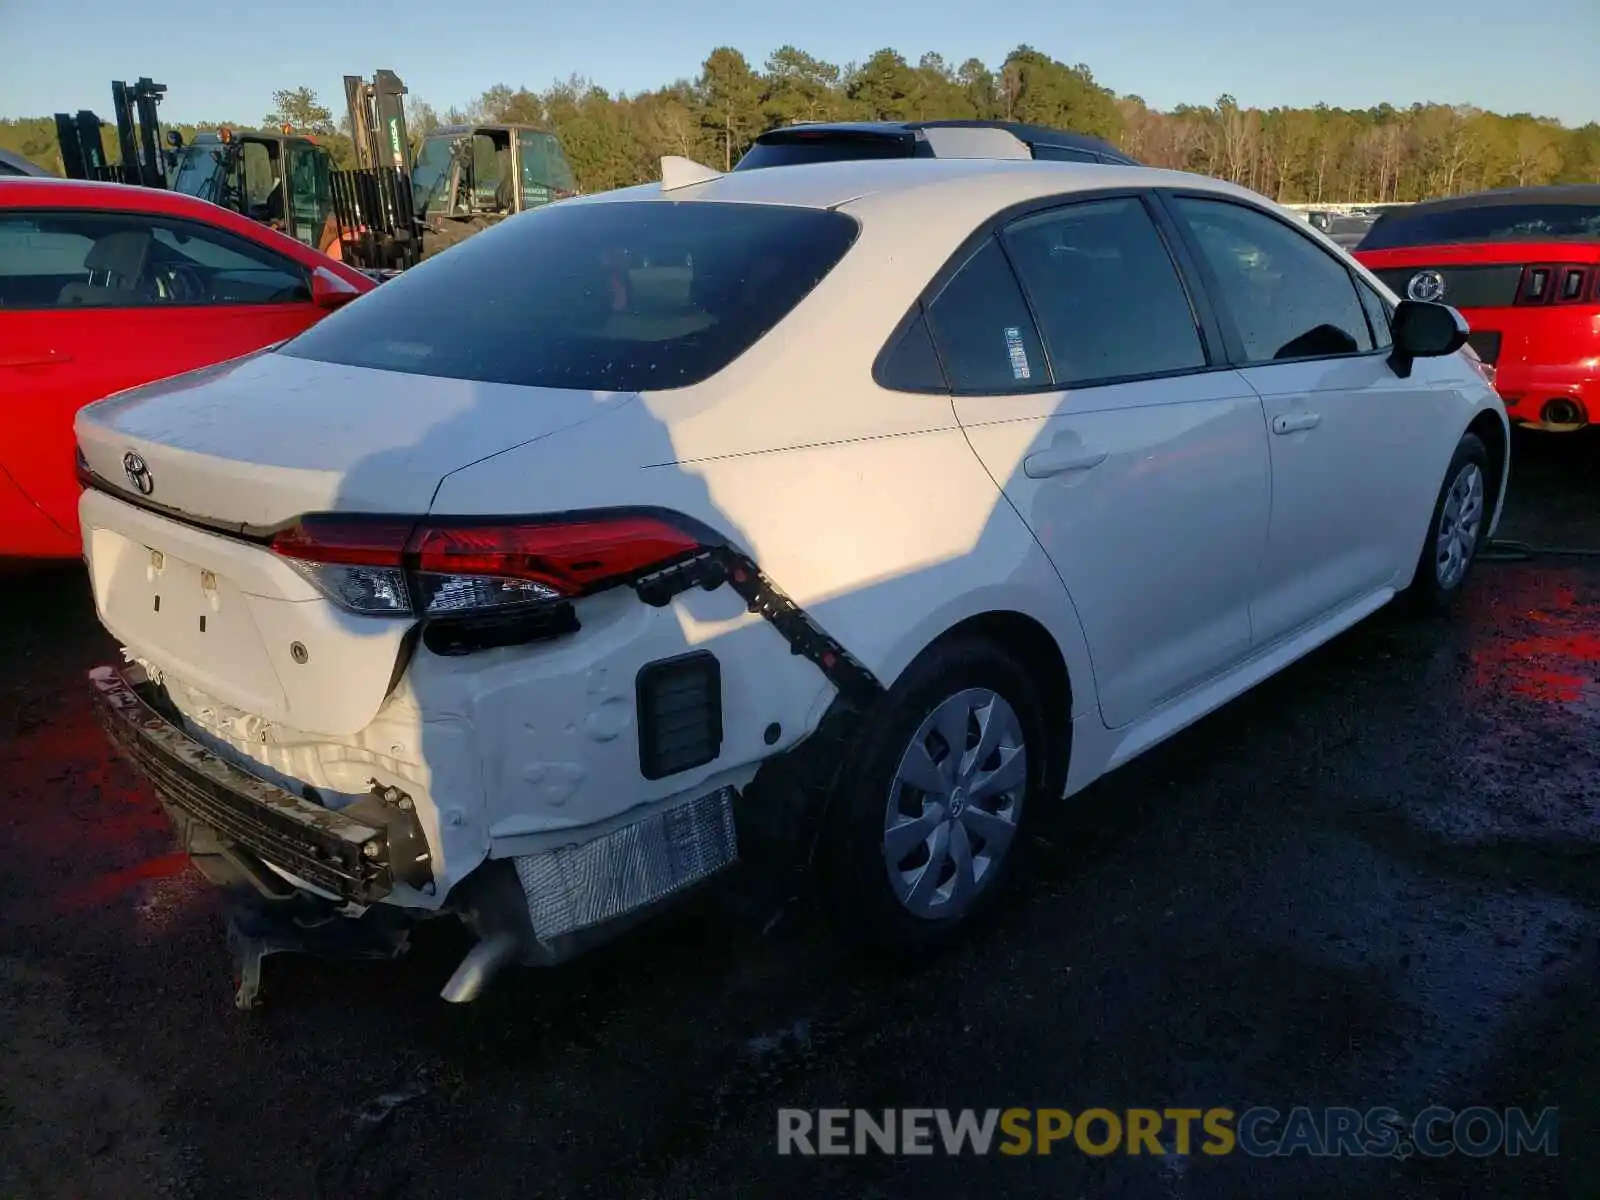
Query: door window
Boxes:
[
  {"xmin": 517, "ymin": 130, "xmax": 579, "ymax": 205},
  {"xmin": 1031, "ymin": 144, "xmax": 1099, "ymax": 163},
  {"xmin": 1002, "ymin": 197, "xmax": 1207, "ymax": 386},
  {"xmin": 1355, "ymin": 279, "xmax": 1393, "ymax": 350},
  {"xmin": 923, "ymin": 238, "xmax": 1045, "ymax": 393},
  {"xmin": 286, "ymin": 144, "xmax": 334, "ymax": 246},
  {"xmin": 1170, "ymin": 197, "xmax": 1375, "ymax": 363},
  {"xmin": 0, "ymin": 211, "xmax": 309, "ymax": 308}
]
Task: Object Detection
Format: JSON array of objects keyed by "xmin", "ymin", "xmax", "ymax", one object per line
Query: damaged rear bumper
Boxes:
[
  {"xmin": 90, "ymin": 661, "xmax": 752, "ymax": 1002},
  {"xmin": 90, "ymin": 664, "xmax": 403, "ymax": 905}
]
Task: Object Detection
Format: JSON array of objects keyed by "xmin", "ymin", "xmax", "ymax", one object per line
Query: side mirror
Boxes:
[
  {"xmin": 1389, "ymin": 299, "xmax": 1469, "ymax": 379},
  {"xmin": 310, "ymin": 266, "xmax": 362, "ymax": 310}
]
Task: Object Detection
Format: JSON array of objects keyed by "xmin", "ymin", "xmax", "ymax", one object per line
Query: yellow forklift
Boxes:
[
  {"xmin": 333, "ymin": 69, "xmax": 580, "ymax": 267},
  {"xmin": 55, "ymin": 77, "xmax": 340, "ymax": 253}
]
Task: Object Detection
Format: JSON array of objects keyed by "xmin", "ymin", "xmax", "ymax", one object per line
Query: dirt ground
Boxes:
[{"xmin": 1, "ymin": 429, "xmax": 1597, "ymax": 1200}]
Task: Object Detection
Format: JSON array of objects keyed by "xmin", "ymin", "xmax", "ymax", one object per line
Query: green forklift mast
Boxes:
[
  {"xmin": 53, "ymin": 76, "xmax": 173, "ymax": 186},
  {"xmin": 333, "ymin": 69, "xmax": 422, "ymax": 270}
]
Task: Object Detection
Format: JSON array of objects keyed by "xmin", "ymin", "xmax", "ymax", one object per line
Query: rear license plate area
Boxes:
[{"xmin": 88, "ymin": 527, "xmax": 286, "ymax": 706}]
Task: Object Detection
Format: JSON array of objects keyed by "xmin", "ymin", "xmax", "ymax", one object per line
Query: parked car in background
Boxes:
[
  {"xmin": 1355, "ymin": 184, "xmax": 1600, "ymax": 431},
  {"xmin": 734, "ymin": 119, "xmax": 1140, "ymax": 169},
  {"xmin": 0, "ymin": 177, "xmax": 376, "ymax": 557},
  {"xmin": 79, "ymin": 157, "xmax": 1503, "ymax": 1005},
  {"xmin": 0, "ymin": 149, "xmax": 54, "ymax": 177}
]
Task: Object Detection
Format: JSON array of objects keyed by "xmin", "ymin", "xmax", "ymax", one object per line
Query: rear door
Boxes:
[
  {"xmin": 936, "ymin": 193, "xmax": 1271, "ymax": 728},
  {"xmin": 1162, "ymin": 193, "xmax": 1444, "ymax": 645},
  {"xmin": 0, "ymin": 207, "xmax": 321, "ymax": 541}
]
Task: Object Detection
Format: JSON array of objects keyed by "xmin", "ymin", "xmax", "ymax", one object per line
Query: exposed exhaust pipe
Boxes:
[
  {"xmin": 440, "ymin": 930, "xmax": 523, "ymax": 1003},
  {"xmin": 438, "ymin": 860, "xmax": 539, "ymax": 1003},
  {"xmin": 1538, "ymin": 397, "xmax": 1587, "ymax": 432}
]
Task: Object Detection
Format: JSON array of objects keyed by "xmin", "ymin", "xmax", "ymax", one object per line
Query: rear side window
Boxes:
[
  {"xmin": 280, "ymin": 200, "xmax": 860, "ymax": 390},
  {"xmin": 924, "ymin": 238, "xmax": 1045, "ymax": 393},
  {"xmin": 1002, "ymin": 197, "xmax": 1206, "ymax": 385},
  {"xmin": 876, "ymin": 310, "xmax": 947, "ymax": 391},
  {"xmin": 0, "ymin": 210, "xmax": 308, "ymax": 309},
  {"xmin": 734, "ymin": 134, "xmax": 914, "ymax": 171},
  {"xmin": 1359, "ymin": 202, "xmax": 1600, "ymax": 249},
  {"xmin": 1031, "ymin": 145, "xmax": 1099, "ymax": 163}
]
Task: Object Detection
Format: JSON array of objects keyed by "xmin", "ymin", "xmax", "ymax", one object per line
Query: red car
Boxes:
[
  {"xmin": 0, "ymin": 178, "xmax": 376, "ymax": 558},
  {"xmin": 1354, "ymin": 185, "xmax": 1600, "ymax": 432}
]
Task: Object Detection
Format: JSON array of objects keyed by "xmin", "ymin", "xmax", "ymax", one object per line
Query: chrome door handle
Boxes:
[
  {"xmin": 1271, "ymin": 412, "xmax": 1322, "ymax": 435},
  {"xmin": 1022, "ymin": 447, "xmax": 1108, "ymax": 479}
]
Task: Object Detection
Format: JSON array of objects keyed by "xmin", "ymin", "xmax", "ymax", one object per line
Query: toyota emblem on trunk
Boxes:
[
  {"xmin": 1407, "ymin": 270, "xmax": 1447, "ymax": 303},
  {"xmin": 122, "ymin": 451, "xmax": 154, "ymax": 495}
]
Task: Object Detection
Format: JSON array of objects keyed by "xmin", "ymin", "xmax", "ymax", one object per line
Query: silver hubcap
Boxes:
[
  {"xmin": 882, "ymin": 688, "xmax": 1027, "ymax": 921},
  {"xmin": 1435, "ymin": 461, "xmax": 1485, "ymax": 589}
]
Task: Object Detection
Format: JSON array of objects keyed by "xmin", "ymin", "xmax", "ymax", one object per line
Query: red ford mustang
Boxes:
[
  {"xmin": 1354, "ymin": 185, "xmax": 1600, "ymax": 432},
  {"xmin": 1, "ymin": 178, "xmax": 376, "ymax": 558}
]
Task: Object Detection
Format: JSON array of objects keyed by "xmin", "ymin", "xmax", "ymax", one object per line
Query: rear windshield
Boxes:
[
  {"xmin": 734, "ymin": 133, "xmax": 915, "ymax": 171},
  {"xmin": 1359, "ymin": 203, "xmax": 1600, "ymax": 249},
  {"xmin": 280, "ymin": 200, "xmax": 859, "ymax": 390}
]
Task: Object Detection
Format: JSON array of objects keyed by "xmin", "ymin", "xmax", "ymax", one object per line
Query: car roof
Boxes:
[
  {"xmin": 0, "ymin": 148, "xmax": 54, "ymax": 177},
  {"xmin": 0, "ymin": 175, "xmax": 248, "ymax": 220},
  {"xmin": 755, "ymin": 119, "xmax": 1134, "ymax": 162},
  {"xmin": 583, "ymin": 155, "xmax": 1266, "ymax": 220},
  {"xmin": 1389, "ymin": 184, "xmax": 1600, "ymax": 215}
]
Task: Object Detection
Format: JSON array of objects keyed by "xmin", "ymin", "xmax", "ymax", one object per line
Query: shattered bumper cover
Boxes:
[{"xmin": 90, "ymin": 664, "xmax": 395, "ymax": 904}]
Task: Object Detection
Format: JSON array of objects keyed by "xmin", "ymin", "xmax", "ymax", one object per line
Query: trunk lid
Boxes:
[
  {"xmin": 78, "ymin": 351, "xmax": 635, "ymax": 736},
  {"xmin": 75, "ymin": 350, "xmax": 634, "ymax": 530}
]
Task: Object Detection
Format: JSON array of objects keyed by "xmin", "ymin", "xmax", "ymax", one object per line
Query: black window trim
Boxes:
[
  {"xmin": 1151, "ymin": 188, "xmax": 1396, "ymax": 369},
  {"xmin": 872, "ymin": 186, "xmax": 1235, "ymax": 397},
  {"xmin": 0, "ymin": 206, "xmax": 312, "ymax": 312}
]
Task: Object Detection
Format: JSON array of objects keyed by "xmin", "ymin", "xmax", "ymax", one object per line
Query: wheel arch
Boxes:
[
  {"xmin": 1466, "ymin": 406, "xmax": 1510, "ymax": 537},
  {"xmin": 922, "ymin": 608, "xmax": 1075, "ymax": 798}
]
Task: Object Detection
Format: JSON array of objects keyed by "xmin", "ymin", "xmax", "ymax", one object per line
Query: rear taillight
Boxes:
[
  {"xmin": 270, "ymin": 512, "xmax": 706, "ymax": 617},
  {"xmin": 1515, "ymin": 263, "xmax": 1597, "ymax": 306}
]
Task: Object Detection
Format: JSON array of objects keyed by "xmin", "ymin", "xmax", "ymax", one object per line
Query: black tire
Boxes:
[
  {"xmin": 816, "ymin": 635, "xmax": 1049, "ymax": 957},
  {"xmin": 1400, "ymin": 431, "xmax": 1491, "ymax": 615}
]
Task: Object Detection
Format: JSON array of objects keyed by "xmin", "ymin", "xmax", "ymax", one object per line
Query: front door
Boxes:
[
  {"xmin": 1163, "ymin": 194, "xmax": 1434, "ymax": 645},
  {"xmin": 933, "ymin": 195, "xmax": 1271, "ymax": 728}
]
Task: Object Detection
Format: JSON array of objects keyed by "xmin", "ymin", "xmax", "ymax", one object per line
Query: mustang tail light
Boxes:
[
  {"xmin": 270, "ymin": 513, "xmax": 706, "ymax": 617},
  {"xmin": 1514, "ymin": 264, "xmax": 1598, "ymax": 306}
]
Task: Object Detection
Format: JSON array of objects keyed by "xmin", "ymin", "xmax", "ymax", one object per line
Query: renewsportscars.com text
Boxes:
[{"xmin": 777, "ymin": 1106, "xmax": 1559, "ymax": 1158}]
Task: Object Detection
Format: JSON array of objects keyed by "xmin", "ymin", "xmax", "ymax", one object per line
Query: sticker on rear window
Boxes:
[{"xmin": 1004, "ymin": 326, "xmax": 1031, "ymax": 381}]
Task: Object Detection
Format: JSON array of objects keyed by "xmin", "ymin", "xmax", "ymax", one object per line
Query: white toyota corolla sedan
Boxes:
[{"xmin": 76, "ymin": 155, "xmax": 1507, "ymax": 1003}]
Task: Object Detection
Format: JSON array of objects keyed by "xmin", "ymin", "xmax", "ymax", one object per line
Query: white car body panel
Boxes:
[
  {"xmin": 955, "ymin": 370, "xmax": 1271, "ymax": 729},
  {"xmin": 81, "ymin": 488, "xmax": 414, "ymax": 735},
  {"xmin": 1239, "ymin": 353, "xmax": 1458, "ymax": 645},
  {"xmin": 74, "ymin": 156, "xmax": 1510, "ymax": 963},
  {"xmin": 918, "ymin": 127, "xmax": 1032, "ymax": 161}
]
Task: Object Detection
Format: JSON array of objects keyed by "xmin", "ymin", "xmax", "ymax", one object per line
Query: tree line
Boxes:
[{"xmin": 5, "ymin": 45, "xmax": 1598, "ymax": 203}]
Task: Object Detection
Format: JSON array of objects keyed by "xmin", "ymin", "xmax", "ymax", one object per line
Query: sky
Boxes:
[{"xmin": 2, "ymin": 0, "xmax": 1596, "ymax": 127}]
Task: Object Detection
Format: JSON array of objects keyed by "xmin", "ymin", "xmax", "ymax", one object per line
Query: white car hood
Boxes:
[{"xmin": 75, "ymin": 350, "xmax": 633, "ymax": 529}]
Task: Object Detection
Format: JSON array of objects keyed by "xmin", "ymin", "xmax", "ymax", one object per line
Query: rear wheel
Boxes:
[
  {"xmin": 818, "ymin": 636, "xmax": 1047, "ymax": 956},
  {"xmin": 1401, "ymin": 432, "xmax": 1489, "ymax": 613}
]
